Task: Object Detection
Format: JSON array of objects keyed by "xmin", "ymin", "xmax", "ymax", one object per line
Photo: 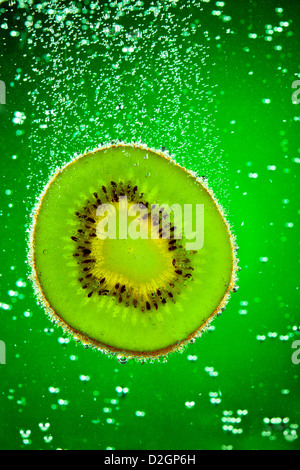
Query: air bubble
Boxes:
[{"xmin": 117, "ymin": 356, "xmax": 128, "ymax": 364}]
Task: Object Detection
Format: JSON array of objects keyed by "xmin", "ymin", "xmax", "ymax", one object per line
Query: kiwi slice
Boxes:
[{"xmin": 29, "ymin": 143, "xmax": 238, "ymax": 361}]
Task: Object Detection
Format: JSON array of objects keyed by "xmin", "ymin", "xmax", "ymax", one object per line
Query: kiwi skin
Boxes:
[{"xmin": 28, "ymin": 142, "xmax": 239, "ymax": 363}]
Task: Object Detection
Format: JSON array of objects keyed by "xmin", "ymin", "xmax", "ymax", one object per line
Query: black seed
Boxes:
[
  {"xmin": 88, "ymin": 292, "xmax": 93, "ymax": 298},
  {"xmin": 120, "ymin": 285, "xmax": 126, "ymax": 293},
  {"xmin": 162, "ymin": 298, "xmax": 167, "ymax": 304},
  {"xmin": 82, "ymin": 259, "xmax": 94, "ymax": 264},
  {"xmin": 156, "ymin": 289, "xmax": 162, "ymax": 296},
  {"xmin": 77, "ymin": 229, "xmax": 83, "ymax": 233},
  {"xmin": 168, "ymin": 245, "xmax": 176, "ymax": 251},
  {"xmin": 83, "ymin": 267, "xmax": 90, "ymax": 272},
  {"xmin": 133, "ymin": 185, "xmax": 138, "ymax": 193},
  {"xmin": 175, "ymin": 270, "xmax": 182, "ymax": 275},
  {"xmin": 99, "ymin": 289, "xmax": 109, "ymax": 295},
  {"xmin": 78, "ymin": 278, "xmax": 83, "ymax": 282},
  {"xmin": 89, "ymin": 233, "xmax": 96, "ymax": 238},
  {"xmin": 111, "ymin": 181, "xmax": 117, "ymax": 188},
  {"xmin": 87, "ymin": 217, "xmax": 96, "ymax": 224},
  {"xmin": 82, "ymin": 248, "xmax": 91, "ymax": 256},
  {"xmin": 153, "ymin": 301, "xmax": 158, "ymax": 310},
  {"xmin": 73, "ymin": 253, "xmax": 79, "ymax": 257},
  {"xmin": 115, "ymin": 283, "xmax": 120, "ymax": 289},
  {"xmin": 133, "ymin": 299, "xmax": 138, "ymax": 308},
  {"xmin": 172, "ymin": 259, "xmax": 176, "ymax": 266},
  {"xmin": 71, "ymin": 236, "xmax": 78, "ymax": 242},
  {"xmin": 102, "ymin": 185, "xmax": 107, "ymax": 193},
  {"xmin": 146, "ymin": 301, "xmax": 151, "ymax": 311},
  {"xmin": 118, "ymin": 296, "xmax": 122, "ymax": 303},
  {"xmin": 85, "ymin": 273, "xmax": 92, "ymax": 278},
  {"xmin": 100, "ymin": 278, "xmax": 106, "ymax": 284},
  {"xmin": 82, "ymin": 285, "xmax": 88, "ymax": 289},
  {"xmin": 169, "ymin": 239, "xmax": 176, "ymax": 245},
  {"xmin": 168, "ymin": 292, "xmax": 173, "ymax": 298}
]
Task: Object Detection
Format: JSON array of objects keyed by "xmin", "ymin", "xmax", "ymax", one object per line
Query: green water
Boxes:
[{"xmin": 0, "ymin": 0, "xmax": 299, "ymax": 451}]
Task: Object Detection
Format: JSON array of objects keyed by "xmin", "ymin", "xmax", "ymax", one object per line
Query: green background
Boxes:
[{"xmin": 0, "ymin": 0, "xmax": 299, "ymax": 450}]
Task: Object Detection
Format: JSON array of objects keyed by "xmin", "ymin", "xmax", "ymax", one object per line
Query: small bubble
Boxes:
[
  {"xmin": 185, "ymin": 401, "xmax": 195, "ymax": 408},
  {"xmin": 267, "ymin": 331, "xmax": 278, "ymax": 338},
  {"xmin": 106, "ymin": 418, "xmax": 115, "ymax": 424},
  {"xmin": 57, "ymin": 399, "xmax": 69, "ymax": 406},
  {"xmin": 38, "ymin": 422, "xmax": 50, "ymax": 431},
  {"xmin": 58, "ymin": 337, "xmax": 70, "ymax": 344},
  {"xmin": 79, "ymin": 375, "xmax": 90, "ymax": 381},
  {"xmin": 117, "ymin": 355, "xmax": 128, "ymax": 364},
  {"xmin": 48, "ymin": 386, "xmax": 60, "ymax": 394},
  {"xmin": 256, "ymin": 335, "xmax": 266, "ymax": 341},
  {"xmin": 239, "ymin": 309, "xmax": 247, "ymax": 315},
  {"xmin": 115, "ymin": 386, "xmax": 129, "ymax": 397},
  {"xmin": 187, "ymin": 355, "xmax": 198, "ymax": 361}
]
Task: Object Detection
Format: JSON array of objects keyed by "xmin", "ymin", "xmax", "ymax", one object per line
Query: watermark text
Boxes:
[
  {"xmin": 95, "ymin": 198, "xmax": 204, "ymax": 250},
  {"xmin": 0, "ymin": 80, "xmax": 6, "ymax": 105},
  {"xmin": 0, "ymin": 340, "xmax": 6, "ymax": 364},
  {"xmin": 292, "ymin": 340, "xmax": 300, "ymax": 365},
  {"xmin": 291, "ymin": 80, "xmax": 300, "ymax": 104}
]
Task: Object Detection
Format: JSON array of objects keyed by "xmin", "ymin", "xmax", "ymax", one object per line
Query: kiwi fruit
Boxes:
[{"xmin": 29, "ymin": 143, "xmax": 238, "ymax": 361}]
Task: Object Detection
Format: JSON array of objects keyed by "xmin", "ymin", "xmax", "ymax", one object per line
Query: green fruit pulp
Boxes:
[{"xmin": 32, "ymin": 144, "xmax": 236, "ymax": 357}]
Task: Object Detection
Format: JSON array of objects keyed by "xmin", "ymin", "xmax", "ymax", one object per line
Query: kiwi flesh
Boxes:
[{"xmin": 29, "ymin": 143, "xmax": 238, "ymax": 361}]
